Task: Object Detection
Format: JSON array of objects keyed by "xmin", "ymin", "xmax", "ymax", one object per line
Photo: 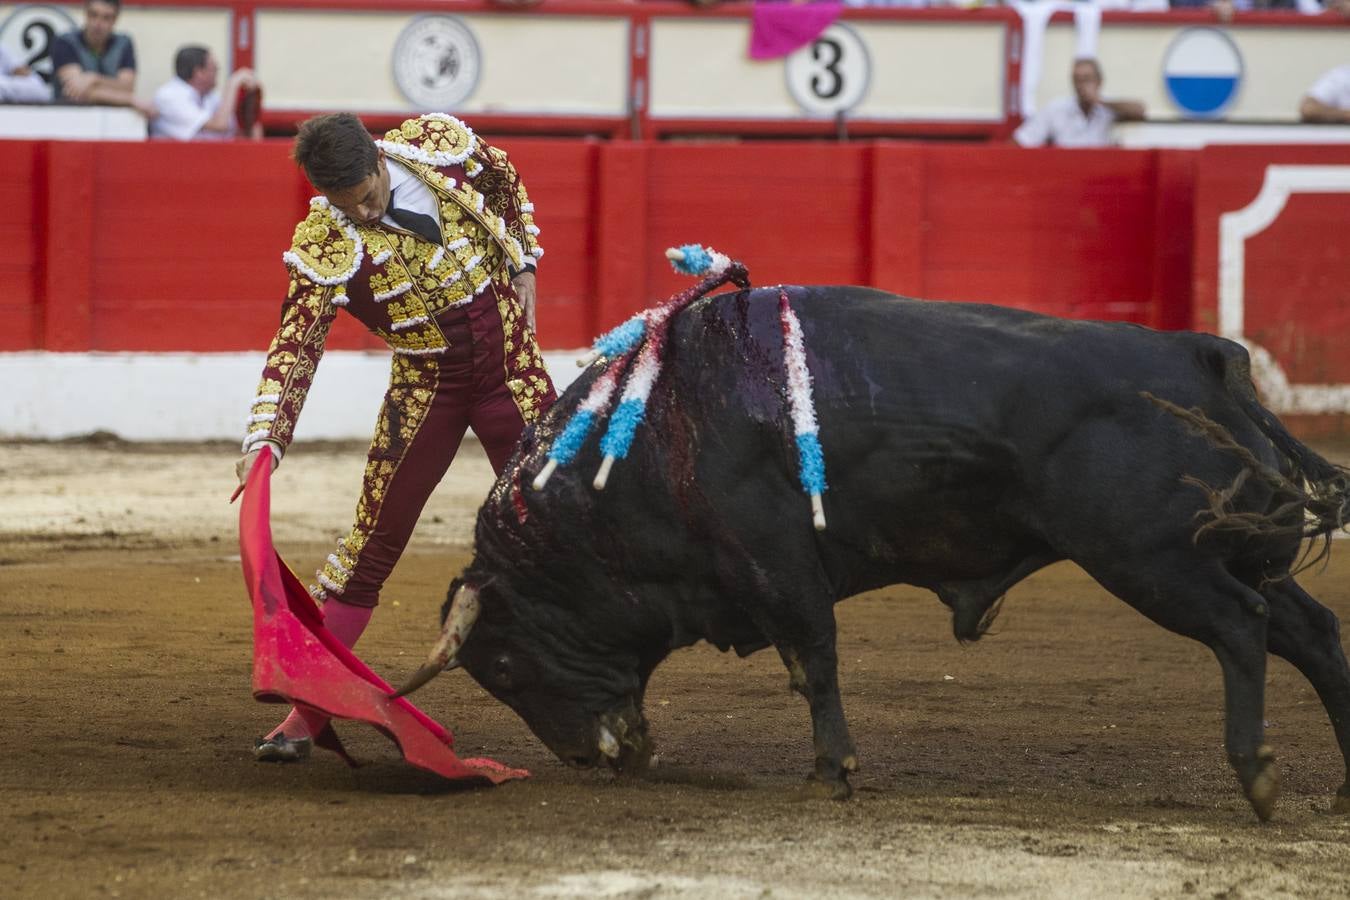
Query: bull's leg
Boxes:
[
  {"xmin": 1085, "ymin": 559, "xmax": 1278, "ymax": 820},
  {"xmin": 780, "ymin": 635, "xmax": 857, "ymax": 800},
  {"xmin": 1211, "ymin": 606, "xmax": 1279, "ymax": 822},
  {"xmin": 1264, "ymin": 579, "xmax": 1350, "ymax": 813},
  {"xmin": 706, "ymin": 532, "xmax": 856, "ymax": 798}
]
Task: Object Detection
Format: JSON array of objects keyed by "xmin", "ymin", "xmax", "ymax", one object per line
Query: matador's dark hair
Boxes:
[{"xmin": 292, "ymin": 113, "xmax": 380, "ymax": 192}]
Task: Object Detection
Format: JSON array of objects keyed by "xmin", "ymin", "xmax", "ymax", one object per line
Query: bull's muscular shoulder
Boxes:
[
  {"xmin": 281, "ymin": 197, "xmax": 364, "ymax": 287},
  {"xmin": 380, "ymin": 113, "xmax": 478, "ymax": 167}
]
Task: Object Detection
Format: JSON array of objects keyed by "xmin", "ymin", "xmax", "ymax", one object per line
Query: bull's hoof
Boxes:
[
  {"xmin": 799, "ymin": 753, "xmax": 857, "ymax": 800},
  {"xmin": 1245, "ymin": 745, "xmax": 1280, "ymax": 823},
  {"xmin": 803, "ymin": 758, "xmax": 854, "ymax": 801},
  {"xmin": 799, "ymin": 775, "xmax": 853, "ymax": 801},
  {"xmin": 615, "ymin": 737, "xmax": 653, "ymax": 777},
  {"xmin": 600, "ymin": 707, "xmax": 651, "ymax": 776}
]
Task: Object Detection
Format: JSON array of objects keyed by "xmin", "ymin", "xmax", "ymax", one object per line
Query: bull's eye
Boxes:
[{"xmin": 492, "ymin": 655, "xmax": 512, "ymax": 687}]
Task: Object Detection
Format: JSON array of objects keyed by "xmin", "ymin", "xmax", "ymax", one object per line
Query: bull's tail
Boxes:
[
  {"xmin": 1144, "ymin": 343, "xmax": 1350, "ymax": 574},
  {"xmin": 1218, "ymin": 347, "xmax": 1350, "ymax": 539}
]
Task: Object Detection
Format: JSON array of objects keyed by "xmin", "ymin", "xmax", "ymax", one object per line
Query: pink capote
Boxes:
[
  {"xmin": 748, "ymin": 0, "xmax": 843, "ymax": 61},
  {"xmin": 238, "ymin": 452, "xmax": 527, "ymax": 784}
]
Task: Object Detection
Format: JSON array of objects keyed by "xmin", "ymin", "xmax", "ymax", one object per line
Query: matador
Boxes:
[{"xmin": 235, "ymin": 112, "xmax": 556, "ymax": 761}]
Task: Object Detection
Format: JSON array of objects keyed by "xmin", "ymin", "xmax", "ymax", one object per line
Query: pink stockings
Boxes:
[{"xmin": 266, "ymin": 600, "xmax": 373, "ymax": 740}]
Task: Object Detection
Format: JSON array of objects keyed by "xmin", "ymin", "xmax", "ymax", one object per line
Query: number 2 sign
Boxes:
[
  {"xmin": 0, "ymin": 4, "xmax": 76, "ymax": 85},
  {"xmin": 785, "ymin": 23, "xmax": 871, "ymax": 117}
]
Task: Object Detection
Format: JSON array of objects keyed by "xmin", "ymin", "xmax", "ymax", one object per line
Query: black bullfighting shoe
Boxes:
[{"xmin": 253, "ymin": 734, "xmax": 312, "ymax": 763}]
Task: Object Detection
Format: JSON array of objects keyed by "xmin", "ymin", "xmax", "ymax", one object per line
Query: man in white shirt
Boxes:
[
  {"xmin": 1300, "ymin": 65, "xmax": 1350, "ymax": 124},
  {"xmin": 0, "ymin": 44, "xmax": 50, "ymax": 103},
  {"xmin": 149, "ymin": 45, "xmax": 261, "ymax": 140},
  {"xmin": 1014, "ymin": 58, "xmax": 1145, "ymax": 148}
]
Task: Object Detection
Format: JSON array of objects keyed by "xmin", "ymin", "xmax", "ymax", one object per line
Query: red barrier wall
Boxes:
[
  {"xmin": 587, "ymin": 142, "xmax": 1196, "ymax": 333},
  {"xmin": 1191, "ymin": 145, "xmax": 1350, "ymax": 418},
  {"xmin": 0, "ymin": 142, "xmax": 43, "ymax": 351},
  {"xmin": 0, "ymin": 138, "xmax": 1223, "ymax": 354}
]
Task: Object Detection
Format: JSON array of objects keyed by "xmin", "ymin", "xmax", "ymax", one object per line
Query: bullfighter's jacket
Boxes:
[{"xmin": 241, "ymin": 113, "xmax": 547, "ymax": 456}]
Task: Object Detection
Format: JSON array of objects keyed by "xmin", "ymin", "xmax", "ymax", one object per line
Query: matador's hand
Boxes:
[
  {"xmin": 511, "ymin": 270, "xmax": 537, "ymax": 333},
  {"xmin": 235, "ymin": 444, "xmax": 279, "ymax": 487}
]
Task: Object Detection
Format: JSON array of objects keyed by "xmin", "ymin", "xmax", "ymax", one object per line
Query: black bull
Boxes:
[{"xmin": 402, "ymin": 285, "xmax": 1350, "ymax": 821}]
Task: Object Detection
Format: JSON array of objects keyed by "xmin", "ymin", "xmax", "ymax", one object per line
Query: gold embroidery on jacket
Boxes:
[
  {"xmin": 245, "ymin": 114, "xmax": 539, "ymax": 454},
  {"xmin": 495, "ymin": 285, "xmax": 550, "ymax": 423},
  {"xmin": 315, "ymin": 356, "xmax": 439, "ymax": 598},
  {"xmin": 285, "ymin": 203, "xmax": 361, "ymax": 284}
]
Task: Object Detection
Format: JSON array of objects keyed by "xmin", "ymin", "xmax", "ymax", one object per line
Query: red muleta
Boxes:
[{"xmin": 237, "ymin": 452, "xmax": 526, "ymax": 784}]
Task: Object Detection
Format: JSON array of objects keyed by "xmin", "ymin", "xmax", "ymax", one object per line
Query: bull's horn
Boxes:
[
  {"xmin": 389, "ymin": 662, "xmax": 444, "ymax": 699},
  {"xmin": 389, "ymin": 584, "xmax": 480, "ymax": 698},
  {"xmin": 598, "ymin": 726, "xmax": 621, "ymax": 760}
]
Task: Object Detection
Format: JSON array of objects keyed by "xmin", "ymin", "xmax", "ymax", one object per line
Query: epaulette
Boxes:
[
  {"xmin": 377, "ymin": 113, "xmax": 478, "ymax": 168},
  {"xmin": 281, "ymin": 197, "xmax": 365, "ymax": 286}
]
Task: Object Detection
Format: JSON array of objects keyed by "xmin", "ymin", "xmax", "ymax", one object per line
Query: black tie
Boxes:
[{"xmin": 387, "ymin": 199, "xmax": 442, "ymax": 247}]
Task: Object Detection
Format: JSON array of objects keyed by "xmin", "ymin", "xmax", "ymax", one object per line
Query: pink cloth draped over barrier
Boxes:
[
  {"xmin": 748, "ymin": 0, "xmax": 843, "ymax": 61},
  {"xmin": 238, "ymin": 453, "xmax": 527, "ymax": 784}
]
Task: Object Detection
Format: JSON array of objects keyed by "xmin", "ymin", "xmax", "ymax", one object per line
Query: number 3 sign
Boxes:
[{"xmin": 784, "ymin": 23, "xmax": 871, "ymax": 117}]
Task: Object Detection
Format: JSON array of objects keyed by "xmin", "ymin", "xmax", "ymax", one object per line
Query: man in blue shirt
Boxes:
[{"xmin": 50, "ymin": 0, "xmax": 152, "ymax": 117}]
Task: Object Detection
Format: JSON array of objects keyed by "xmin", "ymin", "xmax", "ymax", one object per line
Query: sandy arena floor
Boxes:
[{"xmin": 3, "ymin": 437, "xmax": 1350, "ymax": 899}]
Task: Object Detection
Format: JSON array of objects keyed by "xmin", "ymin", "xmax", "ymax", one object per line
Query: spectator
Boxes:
[
  {"xmin": 1167, "ymin": 0, "xmax": 1326, "ymax": 16},
  {"xmin": 150, "ymin": 46, "xmax": 262, "ymax": 140},
  {"xmin": 1300, "ymin": 64, "xmax": 1350, "ymax": 123},
  {"xmin": 1014, "ymin": 57, "xmax": 1145, "ymax": 148},
  {"xmin": 50, "ymin": 0, "xmax": 152, "ymax": 116},
  {"xmin": 0, "ymin": 44, "xmax": 50, "ymax": 103},
  {"xmin": 1169, "ymin": 0, "xmax": 1245, "ymax": 14}
]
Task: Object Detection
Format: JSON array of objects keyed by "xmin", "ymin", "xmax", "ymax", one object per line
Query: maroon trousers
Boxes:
[{"xmin": 314, "ymin": 281, "xmax": 555, "ymax": 608}]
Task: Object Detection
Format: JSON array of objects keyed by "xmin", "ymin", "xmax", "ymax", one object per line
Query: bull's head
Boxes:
[{"xmin": 395, "ymin": 578, "xmax": 652, "ymax": 773}]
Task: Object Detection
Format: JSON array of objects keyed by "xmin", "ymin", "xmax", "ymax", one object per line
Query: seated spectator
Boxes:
[
  {"xmin": 1300, "ymin": 64, "xmax": 1350, "ymax": 123},
  {"xmin": 1168, "ymin": 0, "xmax": 1334, "ymax": 15},
  {"xmin": 1014, "ymin": 57, "xmax": 1145, "ymax": 148},
  {"xmin": 0, "ymin": 44, "xmax": 51, "ymax": 104},
  {"xmin": 50, "ymin": 0, "xmax": 152, "ymax": 116},
  {"xmin": 150, "ymin": 46, "xmax": 262, "ymax": 141}
]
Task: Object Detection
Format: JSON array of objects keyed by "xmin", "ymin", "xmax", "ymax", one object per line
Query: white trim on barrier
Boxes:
[{"xmin": 1218, "ymin": 164, "xmax": 1350, "ymax": 415}]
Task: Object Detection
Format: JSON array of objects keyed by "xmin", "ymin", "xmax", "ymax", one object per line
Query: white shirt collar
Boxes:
[
  {"xmin": 385, "ymin": 156, "xmax": 413, "ymax": 194},
  {"xmin": 380, "ymin": 157, "xmax": 440, "ymax": 234}
]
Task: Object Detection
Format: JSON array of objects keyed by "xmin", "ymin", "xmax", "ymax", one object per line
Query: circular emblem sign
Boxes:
[
  {"xmin": 0, "ymin": 4, "xmax": 77, "ymax": 85},
  {"xmin": 1163, "ymin": 27, "xmax": 1243, "ymax": 119},
  {"xmin": 785, "ymin": 23, "xmax": 871, "ymax": 118},
  {"xmin": 392, "ymin": 15, "xmax": 481, "ymax": 110}
]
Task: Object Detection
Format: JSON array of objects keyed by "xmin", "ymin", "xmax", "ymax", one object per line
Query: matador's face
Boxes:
[{"xmin": 323, "ymin": 149, "xmax": 392, "ymax": 227}]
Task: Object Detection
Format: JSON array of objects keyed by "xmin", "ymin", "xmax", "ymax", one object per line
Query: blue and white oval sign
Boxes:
[{"xmin": 1163, "ymin": 28, "xmax": 1243, "ymax": 119}]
